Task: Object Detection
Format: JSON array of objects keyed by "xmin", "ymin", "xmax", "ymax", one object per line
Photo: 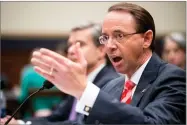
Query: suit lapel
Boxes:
[
  {"xmin": 131, "ymin": 53, "xmax": 163, "ymax": 106},
  {"xmin": 93, "ymin": 65, "xmax": 107, "ymax": 84},
  {"xmin": 103, "ymin": 75, "xmax": 125, "ymax": 99},
  {"xmin": 112, "ymin": 78, "xmax": 125, "ymax": 99}
]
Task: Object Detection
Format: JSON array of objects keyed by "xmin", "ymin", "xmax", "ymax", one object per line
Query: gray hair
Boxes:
[
  {"xmin": 71, "ymin": 22, "xmax": 102, "ymax": 47},
  {"xmin": 165, "ymin": 32, "xmax": 186, "ymax": 51}
]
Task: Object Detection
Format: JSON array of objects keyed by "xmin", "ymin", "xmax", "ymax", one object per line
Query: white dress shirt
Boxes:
[{"xmin": 76, "ymin": 56, "xmax": 151, "ymax": 116}]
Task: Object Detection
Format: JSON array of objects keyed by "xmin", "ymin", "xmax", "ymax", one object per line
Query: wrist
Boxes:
[{"xmin": 76, "ymin": 81, "xmax": 87, "ymax": 100}]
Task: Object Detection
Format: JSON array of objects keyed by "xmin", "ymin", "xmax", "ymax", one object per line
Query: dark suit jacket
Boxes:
[
  {"xmin": 25, "ymin": 65, "xmax": 119, "ymax": 124},
  {"xmin": 85, "ymin": 53, "xmax": 186, "ymax": 124}
]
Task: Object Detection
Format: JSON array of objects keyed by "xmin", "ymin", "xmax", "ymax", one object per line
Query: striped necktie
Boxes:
[{"xmin": 120, "ymin": 80, "xmax": 135, "ymax": 104}]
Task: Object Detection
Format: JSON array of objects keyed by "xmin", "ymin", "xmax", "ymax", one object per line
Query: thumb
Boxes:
[{"xmin": 75, "ymin": 42, "xmax": 87, "ymax": 67}]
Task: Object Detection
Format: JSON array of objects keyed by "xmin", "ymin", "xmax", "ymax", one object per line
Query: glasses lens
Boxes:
[{"xmin": 99, "ymin": 35, "xmax": 108, "ymax": 44}]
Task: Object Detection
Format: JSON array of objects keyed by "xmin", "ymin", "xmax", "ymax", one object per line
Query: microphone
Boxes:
[
  {"xmin": 4, "ymin": 80, "xmax": 54, "ymax": 125},
  {"xmin": 42, "ymin": 80, "xmax": 54, "ymax": 89}
]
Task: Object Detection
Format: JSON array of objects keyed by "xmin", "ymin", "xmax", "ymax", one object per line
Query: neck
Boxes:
[
  {"xmin": 127, "ymin": 50, "xmax": 152, "ymax": 78},
  {"xmin": 87, "ymin": 59, "xmax": 106, "ymax": 75}
]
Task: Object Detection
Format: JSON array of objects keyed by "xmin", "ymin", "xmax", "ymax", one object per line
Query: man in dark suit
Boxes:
[
  {"xmin": 82, "ymin": 3, "xmax": 185, "ymax": 124},
  {"xmin": 0, "ymin": 23, "xmax": 119, "ymax": 125},
  {"xmin": 85, "ymin": 53, "xmax": 185, "ymax": 124},
  {"xmin": 7, "ymin": 2, "xmax": 184, "ymax": 125},
  {"xmin": 83, "ymin": 3, "xmax": 185, "ymax": 124}
]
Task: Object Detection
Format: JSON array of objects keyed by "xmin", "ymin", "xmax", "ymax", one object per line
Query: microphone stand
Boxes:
[{"xmin": 4, "ymin": 87, "xmax": 44, "ymax": 125}]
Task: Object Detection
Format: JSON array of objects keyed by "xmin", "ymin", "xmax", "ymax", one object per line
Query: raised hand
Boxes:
[{"xmin": 31, "ymin": 42, "xmax": 87, "ymax": 100}]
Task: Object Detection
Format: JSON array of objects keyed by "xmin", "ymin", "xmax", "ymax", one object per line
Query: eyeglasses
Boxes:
[{"xmin": 99, "ymin": 32, "xmax": 142, "ymax": 45}]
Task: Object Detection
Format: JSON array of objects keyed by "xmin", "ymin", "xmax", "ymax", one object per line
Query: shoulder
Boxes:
[
  {"xmin": 151, "ymin": 63, "xmax": 186, "ymax": 95},
  {"xmin": 146, "ymin": 53, "xmax": 185, "ymax": 86},
  {"xmin": 158, "ymin": 63, "xmax": 185, "ymax": 80}
]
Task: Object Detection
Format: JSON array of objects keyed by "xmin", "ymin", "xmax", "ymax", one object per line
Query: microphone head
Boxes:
[{"xmin": 43, "ymin": 80, "xmax": 54, "ymax": 89}]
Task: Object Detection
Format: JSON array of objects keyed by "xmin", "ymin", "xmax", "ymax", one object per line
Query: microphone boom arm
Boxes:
[{"xmin": 4, "ymin": 87, "xmax": 44, "ymax": 125}]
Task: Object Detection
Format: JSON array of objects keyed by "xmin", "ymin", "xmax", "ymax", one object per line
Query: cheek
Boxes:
[
  {"xmin": 131, "ymin": 38, "xmax": 144, "ymax": 52},
  {"xmin": 115, "ymin": 43, "xmax": 134, "ymax": 67},
  {"xmin": 83, "ymin": 47, "xmax": 97, "ymax": 61},
  {"xmin": 176, "ymin": 52, "xmax": 186, "ymax": 61},
  {"xmin": 82, "ymin": 49, "xmax": 89, "ymax": 60},
  {"xmin": 121, "ymin": 41, "xmax": 143, "ymax": 60}
]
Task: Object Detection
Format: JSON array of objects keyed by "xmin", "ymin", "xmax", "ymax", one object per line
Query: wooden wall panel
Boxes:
[
  {"xmin": 1, "ymin": 36, "xmax": 68, "ymax": 88},
  {"xmin": 1, "ymin": 50, "xmax": 31, "ymax": 88}
]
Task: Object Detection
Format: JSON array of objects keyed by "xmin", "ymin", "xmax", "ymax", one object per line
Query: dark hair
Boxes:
[
  {"xmin": 108, "ymin": 2, "xmax": 156, "ymax": 51},
  {"xmin": 165, "ymin": 32, "xmax": 186, "ymax": 51},
  {"xmin": 71, "ymin": 22, "xmax": 102, "ymax": 47}
]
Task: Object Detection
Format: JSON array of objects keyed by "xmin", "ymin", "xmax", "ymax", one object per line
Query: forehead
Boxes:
[
  {"xmin": 165, "ymin": 39, "xmax": 180, "ymax": 49},
  {"xmin": 102, "ymin": 11, "xmax": 136, "ymax": 34},
  {"xmin": 68, "ymin": 28, "xmax": 92, "ymax": 44}
]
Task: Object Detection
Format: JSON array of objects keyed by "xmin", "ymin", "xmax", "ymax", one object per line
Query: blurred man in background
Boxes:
[{"xmin": 162, "ymin": 32, "xmax": 186, "ymax": 70}]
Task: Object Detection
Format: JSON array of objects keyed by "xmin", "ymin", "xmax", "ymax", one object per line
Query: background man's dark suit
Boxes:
[
  {"xmin": 24, "ymin": 65, "xmax": 119, "ymax": 124},
  {"xmin": 85, "ymin": 53, "xmax": 186, "ymax": 124}
]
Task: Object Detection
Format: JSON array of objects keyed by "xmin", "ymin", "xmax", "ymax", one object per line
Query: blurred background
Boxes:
[{"xmin": 1, "ymin": 1, "xmax": 186, "ymax": 119}]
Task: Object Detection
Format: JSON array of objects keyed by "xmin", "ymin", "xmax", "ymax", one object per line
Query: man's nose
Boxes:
[
  {"xmin": 105, "ymin": 38, "xmax": 117, "ymax": 51},
  {"xmin": 167, "ymin": 51, "xmax": 176, "ymax": 60}
]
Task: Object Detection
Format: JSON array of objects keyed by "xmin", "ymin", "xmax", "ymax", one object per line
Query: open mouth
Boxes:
[{"xmin": 112, "ymin": 56, "xmax": 122, "ymax": 63}]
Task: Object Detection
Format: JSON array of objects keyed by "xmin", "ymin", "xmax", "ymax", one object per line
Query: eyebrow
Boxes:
[{"xmin": 113, "ymin": 29, "xmax": 126, "ymax": 34}]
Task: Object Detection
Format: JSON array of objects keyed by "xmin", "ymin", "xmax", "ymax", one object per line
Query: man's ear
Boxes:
[{"xmin": 143, "ymin": 30, "xmax": 153, "ymax": 49}]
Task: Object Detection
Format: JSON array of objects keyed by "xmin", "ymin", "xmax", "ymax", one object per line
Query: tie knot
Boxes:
[{"xmin": 125, "ymin": 80, "xmax": 135, "ymax": 90}]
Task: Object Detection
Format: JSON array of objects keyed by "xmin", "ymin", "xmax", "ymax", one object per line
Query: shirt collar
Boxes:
[
  {"xmin": 87, "ymin": 63, "xmax": 106, "ymax": 82},
  {"xmin": 125, "ymin": 56, "xmax": 152, "ymax": 85}
]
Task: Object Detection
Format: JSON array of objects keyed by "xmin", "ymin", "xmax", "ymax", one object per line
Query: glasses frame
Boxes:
[{"xmin": 99, "ymin": 32, "xmax": 143, "ymax": 45}]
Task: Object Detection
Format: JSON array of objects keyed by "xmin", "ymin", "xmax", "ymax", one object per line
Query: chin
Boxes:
[{"xmin": 115, "ymin": 66, "xmax": 126, "ymax": 74}]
